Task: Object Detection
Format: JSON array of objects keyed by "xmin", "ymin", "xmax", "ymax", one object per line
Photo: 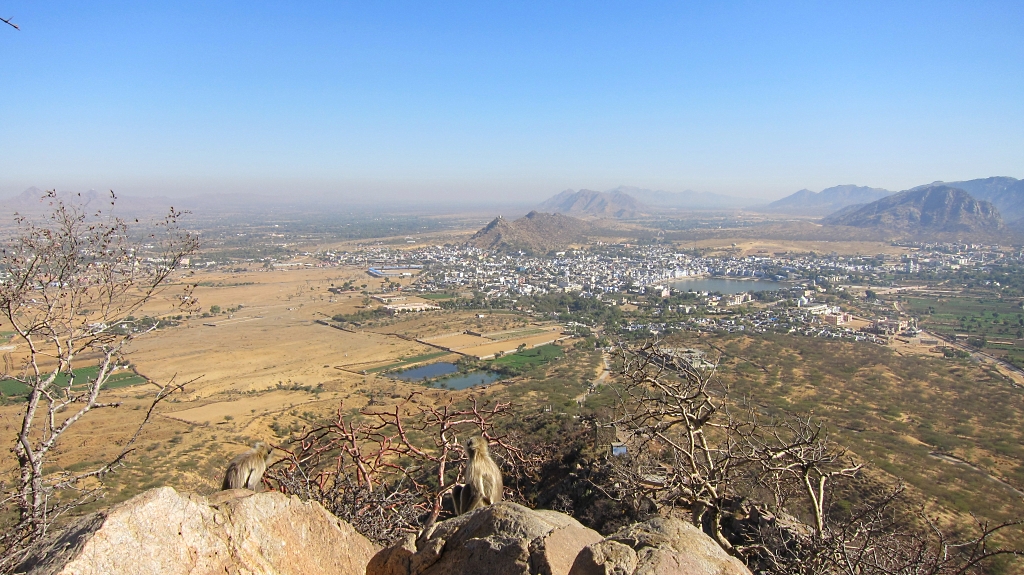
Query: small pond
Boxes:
[
  {"xmin": 432, "ymin": 371, "xmax": 503, "ymax": 390},
  {"xmin": 387, "ymin": 362, "xmax": 502, "ymax": 390},
  {"xmin": 390, "ymin": 362, "xmax": 458, "ymax": 380}
]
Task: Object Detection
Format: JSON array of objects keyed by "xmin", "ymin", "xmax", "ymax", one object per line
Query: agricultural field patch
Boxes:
[
  {"xmin": 0, "ymin": 366, "xmax": 148, "ymax": 399},
  {"xmin": 489, "ymin": 344, "xmax": 564, "ymax": 372},
  {"xmin": 905, "ymin": 295, "xmax": 1024, "ymax": 368}
]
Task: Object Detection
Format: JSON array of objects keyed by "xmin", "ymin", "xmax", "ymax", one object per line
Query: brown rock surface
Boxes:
[
  {"xmin": 367, "ymin": 501, "xmax": 603, "ymax": 575},
  {"xmin": 18, "ymin": 487, "xmax": 378, "ymax": 575},
  {"xmin": 569, "ymin": 517, "xmax": 752, "ymax": 575}
]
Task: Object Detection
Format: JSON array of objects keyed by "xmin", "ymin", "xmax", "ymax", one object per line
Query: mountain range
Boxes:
[
  {"xmin": 762, "ymin": 177, "xmax": 1024, "ymax": 225},
  {"xmin": 760, "ymin": 185, "xmax": 893, "ymax": 216},
  {"xmin": 821, "ymin": 185, "xmax": 1003, "ymax": 235},
  {"xmin": 910, "ymin": 177, "xmax": 1024, "ymax": 223},
  {"xmin": 537, "ymin": 189, "xmax": 647, "ymax": 218}
]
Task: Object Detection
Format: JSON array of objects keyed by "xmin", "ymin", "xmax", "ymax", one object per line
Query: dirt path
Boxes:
[
  {"xmin": 928, "ymin": 451, "xmax": 1024, "ymax": 498},
  {"xmin": 576, "ymin": 352, "xmax": 610, "ymax": 405}
]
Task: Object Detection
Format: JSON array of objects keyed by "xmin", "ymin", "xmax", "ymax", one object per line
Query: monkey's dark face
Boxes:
[{"xmin": 466, "ymin": 436, "xmax": 488, "ymax": 457}]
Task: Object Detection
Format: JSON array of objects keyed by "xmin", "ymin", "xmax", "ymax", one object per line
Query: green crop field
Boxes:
[
  {"xmin": 489, "ymin": 344, "xmax": 564, "ymax": 371},
  {"xmin": 905, "ymin": 295, "xmax": 1024, "ymax": 367},
  {"xmin": 0, "ymin": 366, "xmax": 149, "ymax": 398},
  {"xmin": 418, "ymin": 293, "xmax": 455, "ymax": 300}
]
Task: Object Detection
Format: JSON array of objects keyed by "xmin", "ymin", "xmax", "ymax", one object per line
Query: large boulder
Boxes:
[
  {"xmin": 569, "ymin": 517, "xmax": 752, "ymax": 575},
  {"xmin": 18, "ymin": 487, "xmax": 378, "ymax": 575},
  {"xmin": 368, "ymin": 501, "xmax": 603, "ymax": 575}
]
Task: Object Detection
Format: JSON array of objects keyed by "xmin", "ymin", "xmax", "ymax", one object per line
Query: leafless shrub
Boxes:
[{"xmin": 265, "ymin": 393, "xmax": 530, "ymax": 546}]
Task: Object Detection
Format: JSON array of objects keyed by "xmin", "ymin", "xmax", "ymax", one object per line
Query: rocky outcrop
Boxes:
[
  {"xmin": 18, "ymin": 489, "xmax": 751, "ymax": 575},
  {"xmin": 821, "ymin": 185, "xmax": 1003, "ymax": 236},
  {"xmin": 368, "ymin": 501, "xmax": 603, "ymax": 575},
  {"xmin": 18, "ymin": 487, "xmax": 378, "ymax": 575},
  {"xmin": 369, "ymin": 503, "xmax": 752, "ymax": 575},
  {"xmin": 569, "ymin": 517, "xmax": 752, "ymax": 575}
]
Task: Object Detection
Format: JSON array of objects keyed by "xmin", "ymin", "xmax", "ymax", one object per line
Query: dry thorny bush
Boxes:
[{"xmin": 264, "ymin": 392, "xmax": 540, "ymax": 546}]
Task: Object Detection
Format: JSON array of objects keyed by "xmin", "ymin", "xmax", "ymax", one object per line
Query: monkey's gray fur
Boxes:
[
  {"xmin": 221, "ymin": 442, "xmax": 273, "ymax": 491},
  {"xmin": 452, "ymin": 435, "xmax": 503, "ymax": 515}
]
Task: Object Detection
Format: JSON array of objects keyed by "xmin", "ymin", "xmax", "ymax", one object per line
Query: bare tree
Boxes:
[
  {"xmin": 0, "ymin": 190, "xmax": 199, "ymax": 568},
  {"xmin": 610, "ymin": 342, "xmax": 855, "ymax": 551}
]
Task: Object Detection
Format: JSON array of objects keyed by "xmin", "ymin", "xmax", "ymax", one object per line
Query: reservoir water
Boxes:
[
  {"xmin": 433, "ymin": 371, "xmax": 502, "ymax": 390},
  {"xmin": 390, "ymin": 362, "xmax": 458, "ymax": 380},
  {"xmin": 666, "ymin": 278, "xmax": 785, "ymax": 294},
  {"xmin": 388, "ymin": 362, "xmax": 502, "ymax": 390}
]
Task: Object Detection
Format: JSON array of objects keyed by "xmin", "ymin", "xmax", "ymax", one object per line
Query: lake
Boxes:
[
  {"xmin": 388, "ymin": 362, "xmax": 502, "ymax": 390},
  {"xmin": 390, "ymin": 362, "xmax": 458, "ymax": 380},
  {"xmin": 666, "ymin": 278, "xmax": 786, "ymax": 294},
  {"xmin": 432, "ymin": 371, "xmax": 503, "ymax": 390}
]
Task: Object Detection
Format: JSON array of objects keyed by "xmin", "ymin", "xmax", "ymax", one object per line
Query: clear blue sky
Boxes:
[{"xmin": 1, "ymin": 1, "xmax": 1021, "ymax": 203}]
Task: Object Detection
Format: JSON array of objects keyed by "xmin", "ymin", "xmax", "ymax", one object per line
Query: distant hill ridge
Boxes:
[
  {"xmin": 467, "ymin": 211, "xmax": 593, "ymax": 254},
  {"xmin": 761, "ymin": 184, "xmax": 894, "ymax": 216},
  {"xmin": 911, "ymin": 176, "xmax": 1024, "ymax": 224},
  {"xmin": 537, "ymin": 189, "xmax": 645, "ymax": 218},
  {"xmin": 821, "ymin": 185, "xmax": 1003, "ymax": 235}
]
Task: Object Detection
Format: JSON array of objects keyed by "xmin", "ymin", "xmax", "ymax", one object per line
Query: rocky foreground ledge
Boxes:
[{"xmin": 17, "ymin": 487, "xmax": 750, "ymax": 575}]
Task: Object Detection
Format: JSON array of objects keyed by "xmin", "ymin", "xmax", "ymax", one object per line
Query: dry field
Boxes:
[
  {"xmin": 419, "ymin": 325, "xmax": 566, "ymax": 359},
  {"xmin": 0, "ymin": 264, "xmax": 549, "ymax": 506}
]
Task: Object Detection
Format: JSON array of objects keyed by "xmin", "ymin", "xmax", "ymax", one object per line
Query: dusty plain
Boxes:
[{"xmin": 0, "ymin": 258, "xmax": 584, "ymax": 508}]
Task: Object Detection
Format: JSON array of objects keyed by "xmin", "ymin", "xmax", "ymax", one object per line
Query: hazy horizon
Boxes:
[{"xmin": 1, "ymin": 2, "xmax": 1021, "ymax": 204}]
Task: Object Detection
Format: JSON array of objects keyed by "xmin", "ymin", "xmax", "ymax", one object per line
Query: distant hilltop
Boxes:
[
  {"xmin": 467, "ymin": 211, "xmax": 593, "ymax": 254},
  {"xmin": 537, "ymin": 189, "xmax": 646, "ymax": 218},
  {"xmin": 759, "ymin": 185, "xmax": 894, "ymax": 216},
  {"xmin": 537, "ymin": 186, "xmax": 747, "ymax": 216},
  {"xmin": 909, "ymin": 176, "xmax": 1024, "ymax": 224},
  {"xmin": 821, "ymin": 184, "xmax": 1003, "ymax": 236},
  {"xmin": 760, "ymin": 176, "xmax": 1024, "ymax": 224}
]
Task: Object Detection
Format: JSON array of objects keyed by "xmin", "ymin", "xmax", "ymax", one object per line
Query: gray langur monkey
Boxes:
[
  {"xmin": 221, "ymin": 442, "xmax": 273, "ymax": 491},
  {"xmin": 452, "ymin": 435, "xmax": 503, "ymax": 515}
]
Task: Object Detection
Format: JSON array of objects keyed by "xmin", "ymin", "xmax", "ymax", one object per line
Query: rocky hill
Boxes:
[
  {"xmin": 911, "ymin": 176, "xmax": 1024, "ymax": 224},
  {"xmin": 821, "ymin": 185, "xmax": 1003, "ymax": 235},
  {"xmin": 538, "ymin": 189, "xmax": 646, "ymax": 218},
  {"xmin": 759, "ymin": 184, "xmax": 893, "ymax": 216},
  {"xmin": 467, "ymin": 211, "xmax": 593, "ymax": 254}
]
